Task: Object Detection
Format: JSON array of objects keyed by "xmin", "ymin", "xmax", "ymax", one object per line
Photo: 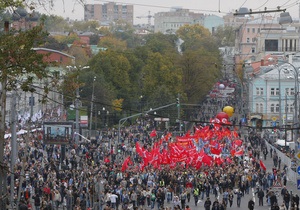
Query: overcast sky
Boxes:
[{"xmin": 38, "ymin": 0, "xmax": 300, "ymax": 24}]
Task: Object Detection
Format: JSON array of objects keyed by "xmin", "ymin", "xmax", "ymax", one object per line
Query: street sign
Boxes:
[
  {"xmin": 298, "ymin": 179, "xmax": 300, "ymax": 190},
  {"xmin": 272, "ymin": 180, "xmax": 282, "ymax": 188},
  {"xmin": 298, "ymin": 166, "xmax": 300, "ymax": 175},
  {"xmin": 296, "ymin": 152, "xmax": 300, "ymax": 161}
]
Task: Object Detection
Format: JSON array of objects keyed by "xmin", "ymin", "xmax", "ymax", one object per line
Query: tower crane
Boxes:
[{"xmin": 136, "ymin": 11, "xmax": 154, "ymax": 26}]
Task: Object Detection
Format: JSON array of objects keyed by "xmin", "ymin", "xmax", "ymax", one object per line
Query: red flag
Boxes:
[
  {"xmin": 121, "ymin": 156, "xmax": 132, "ymax": 172},
  {"xmin": 104, "ymin": 157, "xmax": 110, "ymax": 163},
  {"xmin": 260, "ymin": 160, "xmax": 267, "ymax": 171},
  {"xmin": 150, "ymin": 129, "xmax": 157, "ymax": 137}
]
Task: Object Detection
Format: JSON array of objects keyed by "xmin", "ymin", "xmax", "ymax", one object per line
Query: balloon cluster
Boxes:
[{"xmin": 213, "ymin": 106, "xmax": 235, "ymax": 125}]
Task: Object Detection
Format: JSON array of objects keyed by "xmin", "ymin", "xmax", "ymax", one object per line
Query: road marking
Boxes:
[{"xmin": 251, "ymin": 188, "xmax": 255, "ymax": 203}]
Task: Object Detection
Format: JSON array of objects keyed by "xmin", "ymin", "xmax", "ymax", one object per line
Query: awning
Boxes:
[{"xmin": 250, "ymin": 115, "xmax": 263, "ymax": 120}]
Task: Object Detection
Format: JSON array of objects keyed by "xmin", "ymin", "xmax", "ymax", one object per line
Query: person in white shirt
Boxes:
[{"xmin": 110, "ymin": 193, "xmax": 119, "ymax": 209}]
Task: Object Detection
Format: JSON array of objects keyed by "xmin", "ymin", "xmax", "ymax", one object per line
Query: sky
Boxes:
[{"xmin": 37, "ymin": 0, "xmax": 300, "ymax": 24}]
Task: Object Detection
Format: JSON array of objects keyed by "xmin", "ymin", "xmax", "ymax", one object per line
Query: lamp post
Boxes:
[
  {"xmin": 281, "ymin": 62, "xmax": 299, "ymax": 152},
  {"xmin": 66, "ymin": 65, "xmax": 90, "ymax": 144},
  {"xmin": 89, "ymin": 76, "xmax": 96, "ymax": 138},
  {"xmin": 277, "ymin": 65, "xmax": 283, "ymax": 132}
]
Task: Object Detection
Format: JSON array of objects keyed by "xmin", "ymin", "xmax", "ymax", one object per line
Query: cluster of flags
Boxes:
[{"xmin": 121, "ymin": 119, "xmax": 267, "ymax": 172}]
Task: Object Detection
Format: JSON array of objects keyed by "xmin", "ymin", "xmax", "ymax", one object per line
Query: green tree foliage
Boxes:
[
  {"xmin": 110, "ymin": 19, "xmax": 142, "ymax": 48},
  {"xmin": 213, "ymin": 25, "xmax": 236, "ymax": 47},
  {"xmin": 178, "ymin": 49, "xmax": 221, "ymax": 104},
  {"xmin": 89, "ymin": 34, "xmax": 100, "ymax": 45},
  {"xmin": 177, "ymin": 24, "xmax": 217, "ymax": 52},
  {"xmin": 89, "ymin": 50, "xmax": 131, "ymax": 97},
  {"xmin": 68, "ymin": 40, "xmax": 91, "ymax": 66},
  {"xmin": 141, "ymin": 52, "xmax": 182, "ymax": 105},
  {"xmin": 144, "ymin": 33, "xmax": 178, "ymax": 55},
  {"xmin": 42, "ymin": 36, "xmax": 68, "ymax": 51},
  {"xmin": 72, "ymin": 20, "xmax": 100, "ymax": 32},
  {"xmin": 0, "ymin": 0, "xmax": 23, "ymax": 10},
  {"xmin": 42, "ymin": 14, "xmax": 70, "ymax": 32},
  {"xmin": 0, "ymin": 25, "xmax": 49, "ymax": 92},
  {"xmin": 98, "ymin": 36, "xmax": 127, "ymax": 51}
]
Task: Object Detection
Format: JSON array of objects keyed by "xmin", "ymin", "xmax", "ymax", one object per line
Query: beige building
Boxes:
[
  {"xmin": 233, "ymin": 15, "xmax": 300, "ymax": 66},
  {"xmin": 154, "ymin": 8, "xmax": 204, "ymax": 34},
  {"xmin": 84, "ymin": 2, "xmax": 134, "ymax": 25}
]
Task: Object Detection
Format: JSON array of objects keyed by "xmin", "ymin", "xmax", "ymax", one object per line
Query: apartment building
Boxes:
[{"xmin": 84, "ymin": 2, "xmax": 134, "ymax": 25}]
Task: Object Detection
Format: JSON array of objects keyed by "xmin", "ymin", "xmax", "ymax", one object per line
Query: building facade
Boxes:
[
  {"xmin": 234, "ymin": 14, "xmax": 300, "ymax": 66},
  {"xmin": 247, "ymin": 56, "xmax": 300, "ymax": 132},
  {"xmin": 84, "ymin": 2, "xmax": 134, "ymax": 25},
  {"xmin": 154, "ymin": 8, "xmax": 204, "ymax": 33}
]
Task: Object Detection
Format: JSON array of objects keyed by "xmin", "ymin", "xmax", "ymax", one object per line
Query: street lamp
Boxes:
[
  {"xmin": 66, "ymin": 65, "xmax": 90, "ymax": 144},
  {"xmin": 89, "ymin": 76, "xmax": 96, "ymax": 138},
  {"xmin": 277, "ymin": 65, "xmax": 283, "ymax": 131},
  {"xmin": 281, "ymin": 63, "xmax": 299, "ymax": 152}
]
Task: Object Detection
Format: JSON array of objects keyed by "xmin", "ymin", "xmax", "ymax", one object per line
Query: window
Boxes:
[
  {"xmin": 291, "ymin": 88, "xmax": 295, "ymax": 95},
  {"xmin": 265, "ymin": 40, "xmax": 279, "ymax": 51},
  {"xmin": 247, "ymin": 28, "xmax": 250, "ymax": 33},
  {"xmin": 270, "ymin": 88, "xmax": 275, "ymax": 95},
  {"xmin": 252, "ymin": 28, "xmax": 255, "ymax": 33},
  {"xmin": 256, "ymin": 87, "xmax": 263, "ymax": 95},
  {"xmin": 276, "ymin": 104, "xmax": 279, "ymax": 112},
  {"xmin": 256, "ymin": 87, "xmax": 260, "ymax": 95},
  {"xmin": 256, "ymin": 103, "xmax": 263, "ymax": 113},
  {"xmin": 252, "ymin": 47, "xmax": 255, "ymax": 53},
  {"xmin": 246, "ymin": 38, "xmax": 250, "ymax": 43},
  {"xmin": 260, "ymin": 103, "xmax": 263, "ymax": 113},
  {"xmin": 270, "ymin": 104, "xmax": 275, "ymax": 113},
  {"xmin": 275, "ymin": 88, "xmax": 279, "ymax": 95},
  {"xmin": 290, "ymin": 104, "xmax": 294, "ymax": 113}
]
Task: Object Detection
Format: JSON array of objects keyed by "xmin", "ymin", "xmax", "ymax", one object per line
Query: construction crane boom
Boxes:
[{"xmin": 136, "ymin": 11, "xmax": 153, "ymax": 26}]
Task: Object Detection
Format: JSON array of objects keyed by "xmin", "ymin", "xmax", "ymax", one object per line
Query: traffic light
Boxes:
[{"xmin": 176, "ymin": 98, "xmax": 180, "ymax": 107}]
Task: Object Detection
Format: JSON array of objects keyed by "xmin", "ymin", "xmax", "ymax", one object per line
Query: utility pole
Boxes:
[
  {"xmin": 89, "ymin": 76, "xmax": 96, "ymax": 138},
  {"xmin": 10, "ymin": 92, "xmax": 17, "ymax": 209},
  {"xmin": 0, "ymin": 20, "xmax": 9, "ymax": 209},
  {"xmin": 75, "ymin": 87, "xmax": 80, "ymax": 145},
  {"xmin": 177, "ymin": 94, "xmax": 181, "ymax": 132}
]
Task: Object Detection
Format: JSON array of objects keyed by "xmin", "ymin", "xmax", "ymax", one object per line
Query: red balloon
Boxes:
[{"xmin": 216, "ymin": 112, "xmax": 229, "ymax": 121}]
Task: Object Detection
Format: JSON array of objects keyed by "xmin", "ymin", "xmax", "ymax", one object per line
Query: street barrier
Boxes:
[{"xmin": 265, "ymin": 140, "xmax": 297, "ymax": 184}]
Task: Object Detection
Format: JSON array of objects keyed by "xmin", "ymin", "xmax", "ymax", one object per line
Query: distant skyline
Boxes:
[{"xmin": 38, "ymin": 0, "xmax": 300, "ymax": 24}]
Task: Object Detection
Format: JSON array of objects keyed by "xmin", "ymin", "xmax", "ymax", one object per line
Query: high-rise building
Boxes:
[{"xmin": 84, "ymin": 2, "xmax": 133, "ymax": 25}]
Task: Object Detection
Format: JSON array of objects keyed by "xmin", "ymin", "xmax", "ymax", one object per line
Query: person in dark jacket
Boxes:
[
  {"xmin": 32, "ymin": 194, "xmax": 41, "ymax": 210},
  {"xmin": 204, "ymin": 197, "xmax": 212, "ymax": 210},
  {"xmin": 19, "ymin": 200, "xmax": 28, "ymax": 210},
  {"xmin": 293, "ymin": 194, "xmax": 299, "ymax": 209},
  {"xmin": 257, "ymin": 189, "xmax": 265, "ymax": 206},
  {"xmin": 248, "ymin": 199, "xmax": 255, "ymax": 210}
]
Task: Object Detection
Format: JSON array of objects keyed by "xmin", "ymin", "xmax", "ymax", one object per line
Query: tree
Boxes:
[
  {"xmin": 141, "ymin": 52, "xmax": 182, "ymax": 107},
  {"xmin": 42, "ymin": 14, "xmax": 70, "ymax": 32},
  {"xmin": 110, "ymin": 19, "xmax": 142, "ymax": 48},
  {"xmin": 42, "ymin": 36, "xmax": 68, "ymax": 51},
  {"xmin": 72, "ymin": 20, "xmax": 100, "ymax": 32},
  {"xmin": 0, "ymin": 23, "xmax": 50, "ymax": 208},
  {"xmin": 213, "ymin": 25, "xmax": 236, "ymax": 47},
  {"xmin": 178, "ymin": 49, "xmax": 221, "ymax": 104},
  {"xmin": 144, "ymin": 32, "xmax": 178, "ymax": 55},
  {"xmin": 68, "ymin": 40, "xmax": 91, "ymax": 66},
  {"xmin": 98, "ymin": 36, "xmax": 127, "ymax": 51},
  {"xmin": 176, "ymin": 24, "xmax": 217, "ymax": 52}
]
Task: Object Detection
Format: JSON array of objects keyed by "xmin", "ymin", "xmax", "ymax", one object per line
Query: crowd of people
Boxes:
[{"xmin": 1, "ymin": 118, "xmax": 298, "ymax": 210}]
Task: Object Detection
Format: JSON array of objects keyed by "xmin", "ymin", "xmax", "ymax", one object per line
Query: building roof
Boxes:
[{"xmin": 32, "ymin": 48, "xmax": 75, "ymax": 59}]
